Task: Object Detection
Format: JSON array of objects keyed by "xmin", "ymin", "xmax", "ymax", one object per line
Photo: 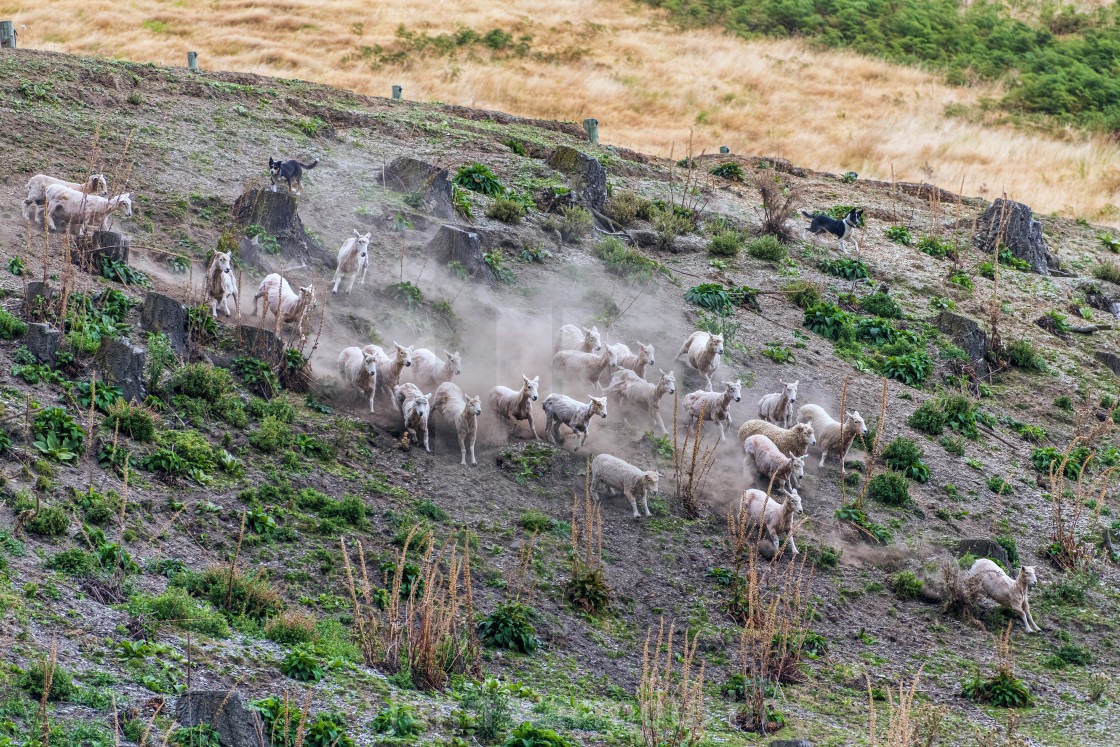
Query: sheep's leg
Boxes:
[
  {"xmin": 331, "ymin": 269, "xmax": 343, "ymax": 293},
  {"xmin": 785, "ymin": 533, "xmax": 799, "ymax": 556},
  {"xmin": 422, "ymin": 422, "xmax": 430, "ymax": 452},
  {"xmin": 818, "ymin": 449, "xmax": 827, "ymax": 469},
  {"xmin": 1024, "ymin": 599, "xmax": 1040, "ymax": 632},
  {"xmin": 575, "ymin": 429, "xmax": 587, "ymax": 451},
  {"xmin": 625, "ymin": 488, "xmax": 639, "ymax": 518},
  {"xmin": 544, "ymin": 414, "xmax": 557, "ymax": 445},
  {"xmin": 210, "ymin": 299, "xmax": 219, "ymax": 318},
  {"xmin": 347, "ymin": 272, "xmax": 358, "ymax": 293},
  {"xmin": 359, "ymin": 262, "xmax": 369, "ymax": 286},
  {"xmin": 742, "ymin": 455, "xmax": 751, "ymax": 478},
  {"xmin": 654, "ymin": 409, "xmax": 668, "ymax": 436},
  {"xmin": 367, "ymin": 388, "xmax": 377, "ymax": 415},
  {"xmin": 46, "ymin": 204, "xmax": 58, "ymax": 231},
  {"xmin": 527, "ymin": 410, "xmax": 540, "ymax": 440},
  {"xmin": 642, "ymin": 488, "xmax": 651, "ymax": 517},
  {"xmin": 469, "ymin": 430, "xmax": 477, "ymax": 466}
]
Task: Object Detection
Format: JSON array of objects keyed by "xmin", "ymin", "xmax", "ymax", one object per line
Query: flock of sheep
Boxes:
[{"xmin": 19, "ymin": 168, "xmax": 1043, "ymax": 632}]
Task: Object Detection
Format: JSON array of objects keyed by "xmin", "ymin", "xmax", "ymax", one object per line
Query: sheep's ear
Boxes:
[
  {"xmin": 353, "ymin": 229, "xmax": 360, "ymax": 237},
  {"xmin": 792, "ymin": 380, "xmax": 799, "ymax": 386},
  {"xmin": 522, "ymin": 374, "xmax": 530, "ymax": 383},
  {"xmin": 659, "ymin": 368, "xmax": 665, "ymax": 375}
]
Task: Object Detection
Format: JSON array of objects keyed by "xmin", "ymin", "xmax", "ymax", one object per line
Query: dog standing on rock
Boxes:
[{"xmin": 269, "ymin": 157, "xmax": 319, "ymax": 196}]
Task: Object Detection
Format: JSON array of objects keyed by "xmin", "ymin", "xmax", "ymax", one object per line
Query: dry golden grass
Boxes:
[{"xmin": 15, "ymin": 0, "xmax": 1120, "ymax": 223}]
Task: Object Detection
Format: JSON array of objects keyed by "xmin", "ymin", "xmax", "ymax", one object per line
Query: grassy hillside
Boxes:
[
  {"xmin": 5, "ymin": 0, "xmax": 1120, "ymax": 226},
  {"xmin": 0, "ymin": 49, "xmax": 1119, "ymax": 747}
]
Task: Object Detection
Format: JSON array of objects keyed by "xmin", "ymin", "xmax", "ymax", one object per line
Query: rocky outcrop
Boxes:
[
  {"xmin": 141, "ymin": 292, "xmax": 188, "ymax": 351},
  {"xmin": 175, "ymin": 691, "xmax": 266, "ymax": 747},
  {"xmin": 73, "ymin": 230, "xmax": 129, "ymax": 272},
  {"xmin": 955, "ymin": 539, "xmax": 1010, "ymax": 567},
  {"xmin": 93, "ymin": 337, "xmax": 146, "ymax": 404},
  {"xmin": 1096, "ymin": 351, "xmax": 1120, "ymax": 377},
  {"xmin": 428, "ymin": 225, "xmax": 496, "ymax": 287},
  {"xmin": 377, "ymin": 157, "xmax": 454, "ymax": 219},
  {"xmin": 973, "ymin": 199, "xmax": 1054, "ymax": 276},
  {"xmin": 232, "ymin": 188, "xmax": 332, "ymax": 268},
  {"xmin": 235, "ymin": 325, "xmax": 285, "ymax": 363},
  {"xmin": 548, "ymin": 146, "xmax": 608, "ymax": 210},
  {"xmin": 25, "ymin": 323, "xmax": 62, "ymax": 366}
]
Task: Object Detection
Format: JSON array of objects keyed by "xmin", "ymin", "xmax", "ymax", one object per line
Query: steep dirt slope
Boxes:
[{"xmin": 0, "ymin": 50, "xmax": 1119, "ymax": 747}]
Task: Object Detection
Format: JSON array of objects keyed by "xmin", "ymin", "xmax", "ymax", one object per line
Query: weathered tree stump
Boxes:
[
  {"xmin": 141, "ymin": 292, "xmax": 189, "ymax": 351},
  {"xmin": 377, "ymin": 157, "xmax": 454, "ymax": 219},
  {"xmin": 1096, "ymin": 351, "xmax": 1120, "ymax": 377},
  {"xmin": 94, "ymin": 337, "xmax": 146, "ymax": 404},
  {"xmin": 972, "ymin": 199, "xmax": 1055, "ymax": 276},
  {"xmin": 72, "ymin": 230, "xmax": 129, "ymax": 273},
  {"xmin": 231, "ymin": 188, "xmax": 332, "ymax": 269},
  {"xmin": 175, "ymin": 691, "xmax": 266, "ymax": 747},
  {"xmin": 955, "ymin": 539, "xmax": 1010, "ymax": 567},
  {"xmin": 548, "ymin": 146, "xmax": 608, "ymax": 210},
  {"xmin": 25, "ymin": 323, "xmax": 62, "ymax": 366},
  {"xmin": 935, "ymin": 311, "xmax": 989, "ymax": 375},
  {"xmin": 236, "ymin": 325, "xmax": 285, "ymax": 363},
  {"xmin": 428, "ymin": 225, "xmax": 496, "ymax": 287}
]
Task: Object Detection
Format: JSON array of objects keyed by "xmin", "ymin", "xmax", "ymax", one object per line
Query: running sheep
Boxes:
[
  {"xmin": 736, "ymin": 420, "xmax": 816, "ymax": 458},
  {"xmin": 969, "ymin": 559, "xmax": 1041, "ymax": 633},
  {"xmin": 206, "ymin": 250, "xmax": 238, "ymax": 318},
  {"xmin": 605, "ymin": 368, "xmax": 675, "ymax": 435},
  {"xmin": 331, "ymin": 230, "xmax": 372, "ymax": 293},
  {"xmin": 607, "ymin": 342, "xmax": 655, "ymax": 379},
  {"xmin": 737, "ymin": 488, "xmax": 803, "ymax": 556},
  {"xmin": 757, "ymin": 379, "xmax": 799, "ymax": 428},
  {"xmin": 408, "ymin": 348, "xmax": 462, "ymax": 392},
  {"xmin": 542, "ymin": 393, "xmax": 607, "ymax": 451},
  {"xmin": 554, "ymin": 324, "xmax": 602, "ymax": 353},
  {"xmin": 488, "ymin": 375, "xmax": 541, "ymax": 440},
  {"xmin": 552, "ymin": 346, "xmax": 619, "ymax": 391},
  {"xmin": 23, "ymin": 173, "xmax": 108, "ymax": 223},
  {"xmin": 252, "ymin": 273, "xmax": 315, "ymax": 342},
  {"xmin": 338, "ymin": 347, "xmax": 380, "ymax": 414},
  {"xmin": 364, "ymin": 342, "xmax": 413, "ymax": 398},
  {"xmin": 742, "ymin": 434, "xmax": 806, "ymax": 494},
  {"xmin": 43, "ymin": 185, "xmax": 132, "ymax": 235},
  {"xmin": 393, "ymin": 383, "xmax": 431, "ymax": 452},
  {"xmin": 795, "ymin": 404, "xmax": 867, "ymax": 475},
  {"xmin": 432, "ymin": 382, "xmax": 482, "ymax": 466},
  {"xmin": 590, "ymin": 454, "xmax": 660, "ymax": 518},
  {"xmin": 682, "ymin": 380, "xmax": 742, "ymax": 441},
  {"xmin": 676, "ymin": 331, "xmax": 724, "ymax": 391}
]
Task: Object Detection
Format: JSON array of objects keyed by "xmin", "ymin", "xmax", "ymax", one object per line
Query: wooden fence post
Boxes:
[
  {"xmin": 392, "ymin": 85, "xmax": 402, "ymax": 99},
  {"xmin": 0, "ymin": 21, "xmax": 16, "ymax": 49},
  {"xmin": 719, "ymin": 146, "xmax": 729, "ymax": 154},
  {"xmin": 583, "ymin": 118, "xmax": 599, "ymax": 144},
  {"xmin": 187, "ymin": 51, "xmax": 198, "ymax": 71}
]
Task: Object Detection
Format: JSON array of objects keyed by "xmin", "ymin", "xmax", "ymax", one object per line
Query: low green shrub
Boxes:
[
  {"xmin": 709, "ymin": 162, "xmax": 745, "ymax": 181},
  {"xmin": 20, "ymin": 659, "xmax": 74, "ymax": 701},
  {"xmin": 103, "ymin": 401, "xmax": 156, "ymax": 442},
  {"xmin": 986, "ymin": 475, "xmax": 1013, "ymax": 495},
  {"xmin": 250, "ymin": 416, "xmax": 291, "ymax": 453},
  {"xmin": 265, "ymin": 611, "xmax": 318, "ymax": 645},
  {"xmin": 47, "ymin": 548, "xmax": 95, "ymax": 576},
  {"xmin": 175, "ymin": 565, "xmax": 283, "ymax": 621},
  {"xmin": 1006, "ymin": 338, "xmax": 1046, "ymax": 371},
  {"xmin": 519, "ymin": 509, "xmax": 554, "ymax": 533},
  {"xmin": 860, "ymin": 292, "xmax": 902, "ymax": 319},
  {"xmin": 454, "ymin": 163, "xmax": 504, "ymax": 197},
  {"xmin": 891, "ymin": 571, "xmax": 923, "ymax": 600},
  {"xmin": 372, "ymin": 704, "xmax": 423, "ymax": 737},
  {"xmin": 708, "ymin": 231, "xmax": 746, "ymax": 257},
  {"xmin": 26, "ymin": 505, "xmax": 69, "ymax": 536},
  {"xmin": 487, "ymin": 198, "xmax": 528, "ymax": 225},
  {"xmin": 884, "ymin": 225, "xmax": 912, "ymax": 245},
  {"xmin": 558, "ymin": 206, "xmax": 593, "ymax": 242},
  {"xmin": 0, "ymin": 308, "xmax": 28, "ymax": 339},
  {"xmin": 818, "ymin": 258, "xmax": 870, "ymax": 280},
  {"xmin": 478, "ymin": 601, "xmax": 540, "ymax": 654},
  {"xmin": 746, "ymin": 235, "xmax": 786, "ymax": 262},
  {"xmin": 1094, "ymin": 259, "xmax": 1120, "ymax": 285},
  {"xmin": 602, "ymin": 191, "xmax": 648, "ymax": 226},
  {"xmin": 961, "ymin": 669, "xmax": 1031, "ymax": 708},
  {"xmin": 867, "ymin": 472, "xmax": 909, "ymax": 506},
  {"xmin": 503, "ymin": 722, "xmax": 575, "ymax": 747},
  {"xmin": 280, "ymin": 649, "xmax": 324, "ymax": 682},
  {"xmin": 173, "ymin": 363, "xmax": 234, "ymax": 402},
  {"xmin": 881, "ymin": 437, "xmax": 930, "ymax": 482},
  {"xmin": 138, "ymin": 587, "xmax": 229, "ymax": 637},
  {"xmin": 784, "ymin": 279, "xmax": 823, "ymax": 309},
  {"xmin": 591, "ymin": 238, "xmax": 663, "ymax": 281},
  {"xmin": 908, "ymin": 400, "xmax": 945, "ymax": 435}
]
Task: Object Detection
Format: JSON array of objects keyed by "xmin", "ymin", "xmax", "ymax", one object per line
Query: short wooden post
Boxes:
[
  {"xmin": 392, "ymin": 85, "xmax": 402, "ymax": 100},
  {"xmin": 583, "ymin": 118, "xmax": 599, "ymax": 144},
  {"xmin": 187, "ymin": 51, "xmax": 198, "ymax": 71},
  {"xmin": 719, "ymin": 146, "xmax": 729, "ymax": 154},
  {"xmin": 0, "ymin": 21, "xmax": 16, "ymax": 49}
]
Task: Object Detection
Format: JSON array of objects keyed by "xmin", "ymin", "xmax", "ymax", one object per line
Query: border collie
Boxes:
[
  {"xmin": 268, "ymin": 157, "xmax": 319, "ymax": 196},
  {"xmin": 801, "ymin": 208, "xmax": 864, "ymax": 253}
]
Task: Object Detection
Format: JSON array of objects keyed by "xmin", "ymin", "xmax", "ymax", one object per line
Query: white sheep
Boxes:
[
  {"xmin": 969, "ymin": 559, "xmax": 1041, "ymax": 633},
  {"xmin": 488, "ymin": 375, "xmax": 541, "ymax": 440},
  {"xmin": 252, "ymin": 273, "xmax": 315, "ymax": 341},
  {"xmin": 331, "ymin": 230, "xmax": 372, "ymax": 293},
  {"xmin": 605, "ymin": 368, "xmax": 675, "ymax": 435},
  {"xmin": 552, "ymin": 346, "xmax": 619, "ymax": 391},
  {"xmin": 796, "ymin": 404, "xmax": 867, "ymax": 475},
  {"xmin": 682, "ymin": 379, "xmax": 742, "ymax": 441},
  {"xmin": 554, "ymin": 324, "xmax": 602, "ymax": 354},
  {"xmin": 432, "ymin": 382, "xmax": 482, "ymax": 466},
  {"xmin": 542, "ymin": 393, "xmax": 607, "ymax": 451},
  {"xmin": 338, "ymin": 346, "xmax": 380, "ymax": 414},
  {"xmin": 608, "ymin": 341, "xmax": 656, "ymax": 378},
  {"xmin": 758, "ymin": 379, "xmax": 799, "ymax": 428},
  {"xmin": 590, "ymin": 454, "xmax": 660, "ymax": 518},
  {"xmin": 737, "ymin": 488, "xmax": 803, "ymax": 555},
  {"xmin": 23, "ymin": 173, "xmax": 108, "ymax": 223},
  {"xmin": 43, "ymin": 185, "xmax": 132, "ymax": 235},
  {"xmin": 742, "ymin": 434, "xmax": 806, "ymax": 494},
  {"xmin": 676, "ymin": 331, "xmax": 724, "ymax": 391},
  {"xmin": 206, "ymin": 250, "xmax": 238, "ymax": 318},
  {"xmin": 408, "ymin": 348, "xmax": 462, "ymax": 392},
  {"xmin": 393, "ymin": 383, "xmax": 431, "ymax": 452},
  {"xmin": 363, "ymin": 342, "xmax": 414, "ymax": 398},
  {"xmin": 736, "ymin": 420, "xmax": 816, "ymax": 458}
]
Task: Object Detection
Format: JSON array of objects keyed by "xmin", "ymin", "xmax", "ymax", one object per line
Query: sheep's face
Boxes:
[
  {"xmin": 639, "ymin": 342, "xmax": 655, "ymax": 365},
  {"xmin": 644, "ymin": 472, "xmax": 661, "ymax": 495},
  {"xmin": 92, "ymin": 174, "xmax": 108, "ymax": 195},
  {"xmin": 795, "ymin": 422, "xmax": 816, "ymax": 446},
  {"xmin": 298, "ymin": 285, "xmax": 315, "ymax": 305},
  {"xmin": 1023, "ymin": 566, "xmax": 1038, "ymax": 586},
  {"xmin": 606, "ymin": 348, "xmax": 621, "ymax": 370},
  {"xmin": 444, "ymin": 351, "xmax": 462, "ymax": 375},
  {"xmin": 468, "ymin": 396, "xmax": 483, "ymax": 416},
  {"xmin": 724, "ymin": 380, "xmax": 742, "ymax": 402},
  {"xmin": 846, "ymin": 410, "xmax": 868, "ymax": 435},
  {"xmin": 523, "ymin": 375, "xmax": 540, "ymax": 401},
  {"xmin": 413, "ymin": 395, "xmax": 429, "ymax": 420},
  {"xmin": 786, "ymin": 491, "xmax": 804, "ymax": 514},
  {"xmin": 589, "ymin": 396, "xmax": 608, "ymax": 419},
  {"xmin": 394, "ymin": 343, "xmax": 413, "ymax": 367},
  {"xmin": 362, "ymin": 354, "xmax": 380, "ymax": 377},
  {"xmin": 356, "ymin": 232, "xmax": 371, "ymax": 257},
  {"xmin": 213, "ymin": 251, "xmax": 232, "ymax": 274},
  {"xmin": 659, "ymin": 369, "xmax": 676, "ymax": 394},
  {"xmin": 115, "ymin": 193, "xmax": 133, "ymax": 217},
  {"xmin": 709, "ymin": 333, "xmax": 725, "ymax": 355},
  {"xmin": 783, "ymin": 379, "xmax": 798, "ymax": 402},
  {"xmin": 585, "ymin": 326, "xmax": 603, "ymax": 352},
  {"xmin": 788, "ymin": 453, "xmax": 806, "ymax": 479}
]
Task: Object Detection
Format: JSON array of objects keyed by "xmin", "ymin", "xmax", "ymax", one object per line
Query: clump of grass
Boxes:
[
  {"xmin": 708, "ymin": 230, "xmax": 745, "ymax": 258},
  {"xmin": 784, "ymin": 279, "xmax": 823, "ymax": 309},
  {"xmin": 746, "ymin": 235, "xmax": 787, "ymax": 262},
  {"xmin": 486, "ymin": 197, "xmax": 527, "ymax": 225},
  {"xmin": 1094, "ymin": 259, "xmax": 1120, "ymax": 285},
  {"xmin": 891, "ymin": 570, "xmax": 923, "ymax": 600},
  {"xmin": 591, "ymin": 238, "xmax": 663, "ymax": 281},
  {"xmin": 867, "ymin": 472, "xmax": 909, "ymax": 506},
  {"xmin": 602, "ymin": 191, "xmax": 649, "ymax": 226}
]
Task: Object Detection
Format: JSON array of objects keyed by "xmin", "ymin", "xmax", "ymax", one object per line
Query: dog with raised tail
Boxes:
[
  {"xmin": 802, "ymin": 208, "xmax": 864, "ymax": 253},
  {"xmin": 268, "ymin": 157, "xmax": 319, "ymax": 196}
]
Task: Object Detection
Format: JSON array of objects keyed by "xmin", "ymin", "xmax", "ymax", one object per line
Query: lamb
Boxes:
[
  {"xmin": 432, "ymin": 382, "xmax": 482, "ymax": 466},
  {"xmin": 682, "ymin": 380, "xmax": 742, "ymax": 441},
  {"xmin": 542, "ymin": 393, "xmax": 607, "ymax": 451},
  {"xmin": 969, "ymin": 559, "xmax": 1041, "ymax": 633},
  {"xmin": 42, "ymin": 185, "xmax": 132, "ymax": 235},
  {"xmin": 554, "ymin": 324, "xmax": 602, "ymax": 354},
  {"xmin": 393, "ymin": 383, "xmax": 431, "ymax": 452},
  {"xmin": 737, "ymin": 488, "xmax": 803, "ymax": 555},
  {"xmin": 338, "ymin": 346, "xmax": 380, "ymax": 414},
  {"xmin": 488, "ymin": 375, "xmax": 541, "ymax": 440},
  {"xmin": 205, "ymin": 250, "xmax": 238, "ymax": 318},
  {"xmin": 795, "ymin": 404, "xmax": 868, "ymax": 475},
  {"xmin": 363, "ymin": 342, "xmax": 414, "ymax": 398},
  {"xmin": 552, "ymin": 346, "xmax": 619, "ymax": 391},
  {"xmin": 331, "ymin": 230, "xmax": 372, "ymax": 293},
  {"xmin": 607, "ymin": 341, "xmax": 656, "ymax": 379},
  {"xmin": 676, "ymin": 331, "xmax": 724, "ymax": 391},
  {"xmin": 736, "ymin": 420, "xmax": 816, "ymax": 459},
  {"xmin": 23, "ymin": 173, "xmax": 108, "ymax": 222},
  {"xmin": 409, "ymin": 348, "xmax": 462, "ymax": 392},
  {"xmin": 605, "ymin": 368, "xmax": 675, "ymax": 435},
  {"xmin": 251, "ymin": 273, "xmax": 315, "ymax": 341},
  {"xmin": 590, "ymin": 454, "xmax": 660, "ymax": 518},
  {"xmin": 742, "ymin": 434, "xmax": 806, "ymax": 494},
  {"xmin": 757, "ymin": 379, "xmax": 799, "ymax": 428}
]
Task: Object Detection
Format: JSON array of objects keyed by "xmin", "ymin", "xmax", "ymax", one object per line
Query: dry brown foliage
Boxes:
[
  {"xmin": 752, "ymin": 166, "xmax": 803, "ymax": 241},
  {"xmin": 672, "ymin": 391, "xmax": 718, "ymax": 519},
  {"xmin": 637, "ymin": 620, "xmax": 705, "ymax": 747}
]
